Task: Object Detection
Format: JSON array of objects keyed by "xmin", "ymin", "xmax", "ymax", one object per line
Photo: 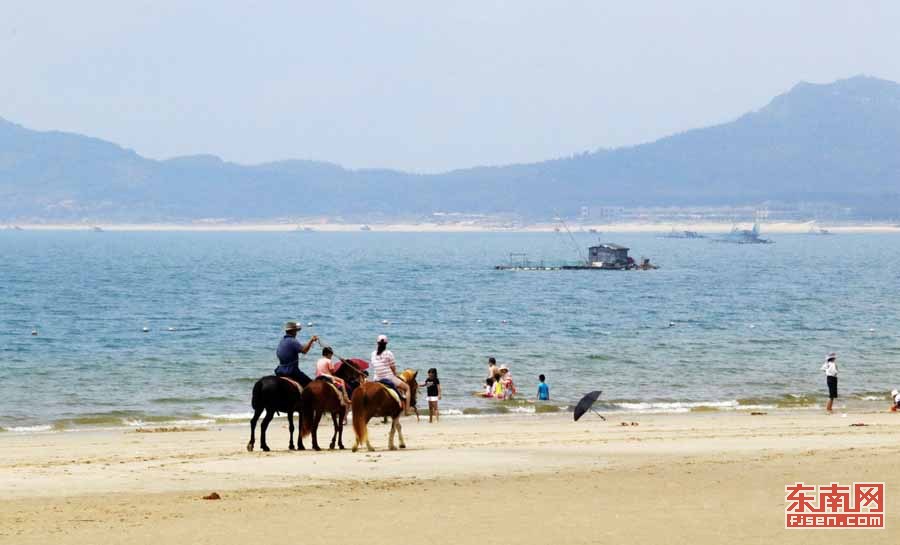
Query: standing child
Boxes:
[
  {"xmin": 537, "ymin": 374, "xmax": 550, "ymax": 401},
  {"xmin": 890, "ymin": 389, "xmax": 900, "ymax": 412},
  {"xmin": 422, "ymin": 367, "xmax": 442, "ymax": 423}
]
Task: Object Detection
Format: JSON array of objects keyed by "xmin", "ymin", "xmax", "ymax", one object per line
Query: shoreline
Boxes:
[{"xmin": 5, "ymin": 220, "xmax": 900, "ymax": 234}]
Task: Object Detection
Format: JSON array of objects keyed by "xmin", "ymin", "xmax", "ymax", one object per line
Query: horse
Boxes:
[
  {"xmin": 299, "ymin": 358, "xmax": 365, "ymax": 451},
  {"xmin": 351, "ymin": 369, "xmax": 418, "ymax": 452},
  {"xmin": 246, "ymin": 375, "xmax": 309, "ymax": 452}
]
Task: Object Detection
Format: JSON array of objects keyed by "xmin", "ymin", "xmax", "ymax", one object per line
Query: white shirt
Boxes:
[
  {"xmin": 371, "ymin": 349, "xmax": 396, "ymax": 380},
  {"xmin": 821, "ymin": 360, "xmax": 838, "ymax": 377},
  {"xmin": 893, "ymin": 393, "xmax": 900, "ymax": 406}
]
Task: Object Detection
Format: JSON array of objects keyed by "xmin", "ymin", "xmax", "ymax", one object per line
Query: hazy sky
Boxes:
[{"xmin": 2, "ymin": 1, "xmax": 899, "ymax": 172}]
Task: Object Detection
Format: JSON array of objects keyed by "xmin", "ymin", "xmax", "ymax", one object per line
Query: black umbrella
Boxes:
[{"xmin": 574, "ymin": 390, "xmax": 606, "ymax": 421}]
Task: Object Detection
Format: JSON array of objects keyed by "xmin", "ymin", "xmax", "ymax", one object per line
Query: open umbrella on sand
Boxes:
[{"xmin": 574, "ymin": 391, "xmax": 606, "ymax": 421}]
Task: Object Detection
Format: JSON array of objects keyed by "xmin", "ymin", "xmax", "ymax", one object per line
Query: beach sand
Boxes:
[{"xmin": 2, "ymin": 411, "xmax": 899, "ymax": 544}]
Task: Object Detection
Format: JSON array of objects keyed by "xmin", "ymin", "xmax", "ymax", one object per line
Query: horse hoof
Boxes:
[
  {"xmin": 389, "ymin": 445, "xmax": 398, "ymax": 451},
  {"xmin": 289, "ymin": 445, "xmax": 296, "ymax": 451},
  {"xmin": 399, "ymin": 444, "xmax": 406, "ymax": 449},
  {"xmin": 352, "ymin": 446, "xmax": 359, "ymax": 452},
  {"xmin": 246, "ymin": 443, "xmax": 254, "ymax": 452},
  {"xmin": 329, "ymin": 444, "xmax": 335, "ymax": 450},
  {"xmin": 261, "ymin": 445, "xmax": 270, "ymax": 452},
  {"xmin": 298, "ymin": 445, "xmax": 305, "ymax": 451},
  {"xmin": 339, "ymin": 444, "xmax": 345, "ymax": 450},
  {"xmin": 313, "ymin": 446, "xmax": 322, "ymax": 451}
]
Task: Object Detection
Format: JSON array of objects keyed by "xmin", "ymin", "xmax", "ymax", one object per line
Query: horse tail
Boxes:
[
  {"xmin": 251, "ymin": 378, "xmax": 264, "ymax": 410},
  {"xmin": 300, "ymin": 403, "xmax": 313, "ymax": 438},
  {"xmin": 352, "ymin": 388, "xmax": 368, "ymax": 447}
]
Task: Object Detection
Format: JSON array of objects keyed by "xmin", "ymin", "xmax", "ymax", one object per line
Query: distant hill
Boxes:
[{"xmin": 2, "ymin": 75, "xmax": 899, "ymax": 221}]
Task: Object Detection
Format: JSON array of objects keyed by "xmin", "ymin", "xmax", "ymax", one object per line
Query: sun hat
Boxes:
[
  {"xmin": 377, "ymin": 334, "xmax": 388, "ymax": 343},
  {"xmin": 499, "ymin": 365, "xmax": 509, "ymax": 372},
  {"xmin": 892, "ymin": 389, "xmax": 899, "ymax": 397},
  {"xmin": 826, "ymin": 352, "xmax": 837, "ymax": 360},
  {"xmin": 284, "ymin": 321, "xmax": 301, "ymax": 332}
]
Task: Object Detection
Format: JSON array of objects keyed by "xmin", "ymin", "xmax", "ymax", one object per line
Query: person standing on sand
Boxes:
[
  {"xmin": 422, "ymin": 368, "xmax": 442, "ymax": 422},
  {"xmin": 820, "ymin": 352, "xmax": 838, "ymax": 412},
  {"xmin": 274, "ymin": 321, "xmax": 317, "ymax": 386}
]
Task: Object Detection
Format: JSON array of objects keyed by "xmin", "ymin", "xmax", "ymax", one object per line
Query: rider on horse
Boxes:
[
  {"xmin": 274, "ymin": 321, "xmax": 317, "ymax": 386},
  {"xmin": 315, "ymin": 346, "xmax": 352, "ymax": 407},
  {"xmin": 371, "ymin": 335, "xmax": 410, "ymax": 413}
]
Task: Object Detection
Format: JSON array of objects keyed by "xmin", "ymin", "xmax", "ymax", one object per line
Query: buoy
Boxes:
[
  {"xmin": 307, "ymin": 322, "xmax": 314, "ymax": 327},
  {"xmin": 476, "ymin": 319, "xmax": 483, "ymax": 323},
  {"xmin": 749, "ymin": 324, "xmax": 756, "ymax": 329},
  {"xmin": 167, "ymin": 327, "xmax": 176, "ymax": 332},
  {"xmin": 31, "ymin": 329, "xmax": 38, "ymax": 336},
  {"xmin": 381, "ymin": 319, "xmax": 390, "ymax": 325},
  {"xmin": 142, "ymin": 327, "xmax": 150, "ymax": 333},
  {"xmin": 501, "ymin": 319, "xmax": 509, "ymax": 324},
  {"xmin": 668, "ymin": 321, "xmax": 676, "ymax": 327}
]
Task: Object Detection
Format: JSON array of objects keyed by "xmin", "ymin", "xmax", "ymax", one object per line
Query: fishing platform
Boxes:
[{"xmin": 495, "ymin": 243, "xmax": 658, "ymax": 271}]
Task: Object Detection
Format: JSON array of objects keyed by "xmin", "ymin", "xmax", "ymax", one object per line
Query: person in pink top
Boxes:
[
  {"xmin": 315, "ymin": 347, "xmax": 351, "ymax": 407},
  {"xmin": 371, "ymin": 335, "xmax": 410, "ymax": 413}
]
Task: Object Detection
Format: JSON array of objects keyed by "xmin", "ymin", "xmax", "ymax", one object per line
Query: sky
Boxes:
[{"xmin": 2, "ymin": 1, "xmax": 900, "ymax": 172}]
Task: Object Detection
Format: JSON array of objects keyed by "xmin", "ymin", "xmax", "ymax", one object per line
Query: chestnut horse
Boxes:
[
  {"xmin": 351, "ymin": 369, "xmax": 418, "ymax": 452},
  {"xmin": 247, "ymin": 375, "xmax": 308, "ymax": 452},
  {"xmin": 299, "ymin": 359, "xmax": 364, "ymax": 450}
]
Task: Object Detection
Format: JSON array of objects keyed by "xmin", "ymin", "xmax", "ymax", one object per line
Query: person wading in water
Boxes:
[{"xmin": 274, "ymin": 321, "xmax": 318, "ymax": 386}]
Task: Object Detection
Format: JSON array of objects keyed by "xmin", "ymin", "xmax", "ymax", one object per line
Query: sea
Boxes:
[{"xmin": 1, "ymin": 229, "xmax": 899, "ymax": 432}]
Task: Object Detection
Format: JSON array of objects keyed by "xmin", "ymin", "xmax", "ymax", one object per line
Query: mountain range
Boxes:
[{"xmin": 2, "ymin": 75, "xmax": 899, "ymax": 222}]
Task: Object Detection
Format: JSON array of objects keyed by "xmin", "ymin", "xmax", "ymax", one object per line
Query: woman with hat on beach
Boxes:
[
  {"xmin": 371, "ymin": 335, "xmax": 410, "ymax": 413},
  {"xmin": 274, "ymin": 321, "xmax": 318, "ymax": 386},
  {"xmin": 820, "ymin": 353, "xmax": 838, "ymax": 413}
]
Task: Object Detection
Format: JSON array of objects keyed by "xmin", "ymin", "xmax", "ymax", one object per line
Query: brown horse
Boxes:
[
  {"xmin": 299, "ymin": 359, "xmax": 365, "ymax": 451},
  {"xmin": 351, "ymin": 369, "xmax": 418, "ymax": 452}
]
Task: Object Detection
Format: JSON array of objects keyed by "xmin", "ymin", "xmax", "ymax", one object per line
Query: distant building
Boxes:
[{"xmin": 588, "ymin": 243, "xmax": 629, "ymax": 266}]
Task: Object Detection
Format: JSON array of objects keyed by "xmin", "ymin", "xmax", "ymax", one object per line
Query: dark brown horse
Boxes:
[
  {"xmin": 247, "ymin": 375, "xmax": 308, "ymax": 452},
  {"xmin": 351, "ymin": 369, "xmax": 418, "ymax": 452},
  {"xmin": 299, "ymin": 359, "xmax": 365, "ymax": 450}
]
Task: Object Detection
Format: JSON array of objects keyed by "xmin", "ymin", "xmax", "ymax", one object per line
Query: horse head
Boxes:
[{"xmin": 399, "ymin": 369, "xmax": 418, "ymax": 408}]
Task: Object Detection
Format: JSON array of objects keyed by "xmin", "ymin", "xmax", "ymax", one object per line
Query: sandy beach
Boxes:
[{"xmin": 2, "ymin": 411, "xmax": 899, "ymax": 544}]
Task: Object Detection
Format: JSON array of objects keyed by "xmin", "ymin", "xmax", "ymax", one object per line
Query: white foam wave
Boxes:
[
  {"xmin": 6, "ymin": 424, "xmax": 53, "ymax": 433},
  {"xmin": 201, "ymin": 412, "xmax": 257, "ymax": 421},
  {"xmin": 124, "ymin": 418, "xmax": 215, "ymax": 427}
]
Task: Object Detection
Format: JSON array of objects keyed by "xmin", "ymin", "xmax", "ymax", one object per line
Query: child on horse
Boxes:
[{"xmin": 315, "ymin": 346, "xmax": 352, "ymax": 407}]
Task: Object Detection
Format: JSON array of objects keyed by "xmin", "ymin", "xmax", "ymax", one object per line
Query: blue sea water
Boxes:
[{"xmin": 1, "ymin": 230, "xmax": 899, "ymax": 431}]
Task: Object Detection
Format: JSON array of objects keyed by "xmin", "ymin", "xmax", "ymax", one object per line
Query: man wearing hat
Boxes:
[{"xmin": 274, "ymin": 321, "xmax": 318, "ymax": 386}]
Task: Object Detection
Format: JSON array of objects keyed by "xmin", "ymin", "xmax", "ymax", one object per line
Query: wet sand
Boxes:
[{"xmin": 2, "ymin": 411, "xmax": 899, "ymax": 544}]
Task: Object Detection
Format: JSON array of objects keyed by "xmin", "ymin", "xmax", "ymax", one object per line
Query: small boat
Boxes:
[
  {"xmin": 360, "ymin": 225, "xmax": 371, "ymax": 231},
  {"xmin": 92, "ymin": 226, "xmax": 104, "ymax": 232},
  {"xmin": 807, "ymin": 222, "xmax": 833, "ymax": 236},
  {"xmin": 662, "ymin": 228, "xmax": 705, "ymax": 239}
]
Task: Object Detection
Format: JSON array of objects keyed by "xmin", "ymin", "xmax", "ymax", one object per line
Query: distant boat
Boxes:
[
  {"xmin": 662, "ymin": 228, "xmax": 705, "ymax": 239},
  {"xmin": 295, "ymin": 225, "xmax": 315, "ymax": 232},
  {"xmin": 12, "ymin": 225, "xmax": 23, "ymax": 231},
  {"xmin": 360, "ymin": 224, "xmax": 371, "ymax": 231},
  {"xmin": 588, "ymin": 228, "xmax": 599, "ymax": 234},
  {"xmin": 92, "ymin": 226, "xmax": 104, "ymax": 232},
  {"xmin": 713, "ymin": 221, "xmax": 773, "ymax": 244},
  {"xmin": 807, "ymin": 222, "xmax": 834, "ymax": 236}
]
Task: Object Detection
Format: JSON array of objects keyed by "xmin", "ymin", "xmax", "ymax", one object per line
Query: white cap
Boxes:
[
  {"xmin": 377, "ymin": 334, "xmax": 388, "ymax": 343},
  {"xmin": 892, "ymin": 389, "xmax": 899, "ymax": 397}
]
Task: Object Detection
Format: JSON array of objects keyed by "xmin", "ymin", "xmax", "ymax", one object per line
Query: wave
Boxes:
[
  {"xmin": 5, "ymin": 424, "xmax": 53, "ymax": 433},
  {"xmin": 152, "ymin": 396, "xmax": 234, "ymax": 404}
]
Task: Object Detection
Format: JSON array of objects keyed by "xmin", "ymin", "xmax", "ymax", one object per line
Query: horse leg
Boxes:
[
  {"xmin": 329, "ymin": 412, "xmax": 338, "ymax": 450},
  {"xmin": 287, "ymin": 410, "xmax": 295, "ymax": 450},
  {"xmin": 260, "ymin": 408, "xmax": 274, "ymax": 452},
  {"xmin": 388, "ymin": 417, "xmax": 397, "ymax": 450},
  {"xmin": 365, "ymin": 415, "xmax": 375, "ymax": 452},
  {"xmin": 311, "ymin": 410, "xmax": 324, "ymax": 451},
  {"xmin": 397, "ymin": 418, "xmax": 406, "ymax": 449},
  {"xmin": 337, "ymin": 408, "xmax": 345, "ymax": 450},
  {"xmin": 247, "ymin": 407, "xmax": 262, "ymax": 452}
]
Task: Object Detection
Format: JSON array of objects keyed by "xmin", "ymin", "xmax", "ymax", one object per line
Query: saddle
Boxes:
[
  {"xmin": 278, "ymin": 376, "xmax": 304, "ymax": 393},
  {"xmin": 376, "ymin": 379, "xmax": 404, "ymax": 407},
  {"xmin": 315, "ymin": 376, "xmax": 343, "ymax": 398}
]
